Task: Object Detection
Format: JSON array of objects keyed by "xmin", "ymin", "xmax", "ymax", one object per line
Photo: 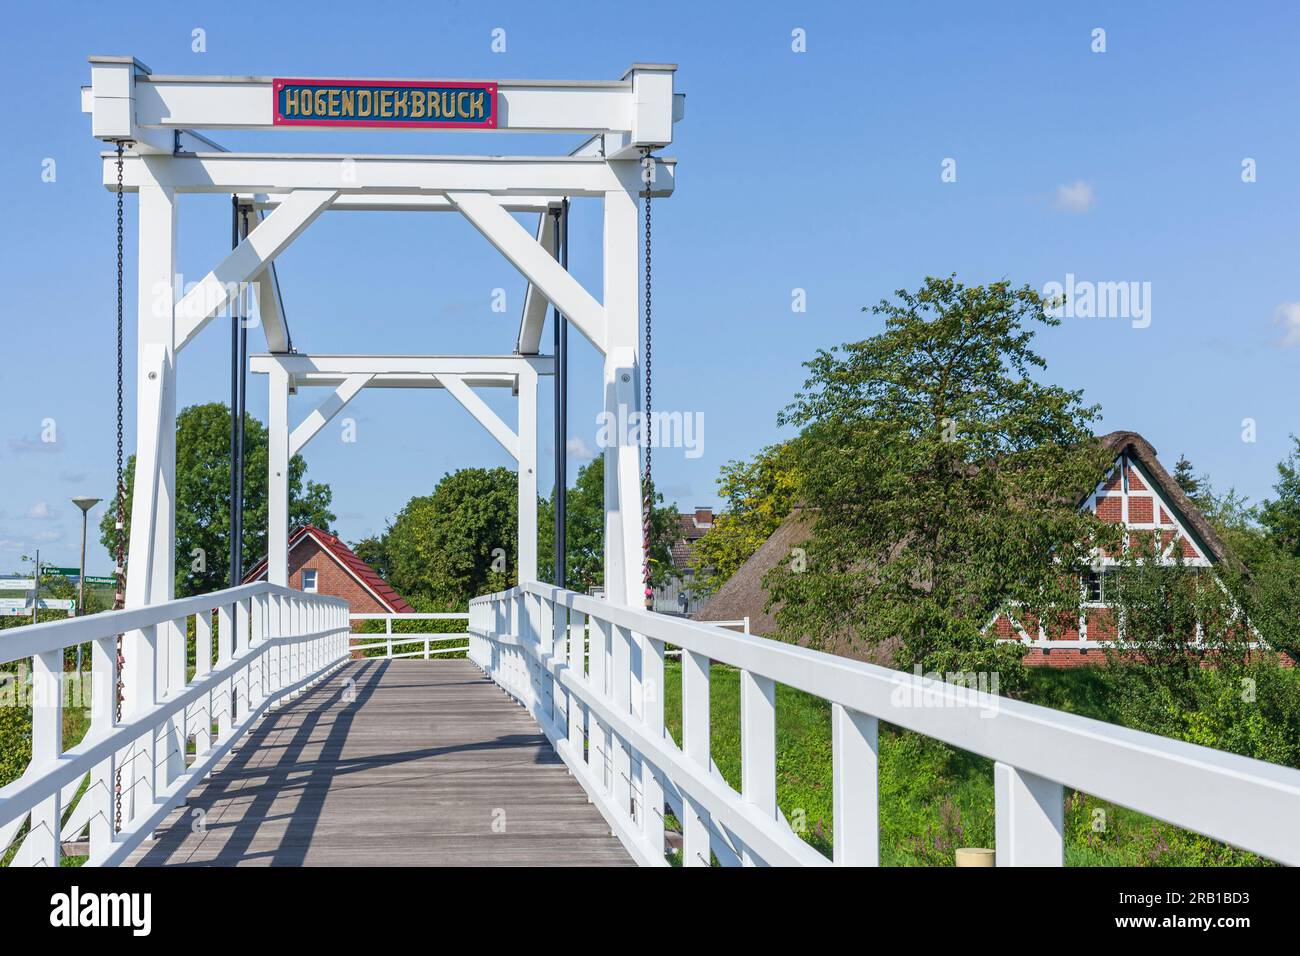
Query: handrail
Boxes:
[
  {"xmin": 0, "ymin": 582, "xmax": 349, "ymax": 867},
  {"xmin": 347, "ymin": 611, "xmax": 470, "ymax": 659},
  {"xmin": 467, "ymin": 582, "xmax": 1300, "ymax": 867}
]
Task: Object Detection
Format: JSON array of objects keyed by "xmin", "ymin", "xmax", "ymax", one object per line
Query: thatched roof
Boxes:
[
  {"xmin": 695, "ymin": 508, "xmax": 814, "ymax": 638},
  {"xmin": 694, "ymin": 430, "xmax": 1232, "ymax": 647}
]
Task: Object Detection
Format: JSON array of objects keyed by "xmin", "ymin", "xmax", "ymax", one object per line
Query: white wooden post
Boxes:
[
  {"xmin": 267, "ymin": 364, "xmax": 290, "ymax": 587},
  {"xmin": 122, "ymin": 182, "xmax": 177, "ymax": 823},
  {"xmin": 994, "ymin": 762, "xmax": 1064, "ymax": 866},
  {"xmin": 740, "ymin": 670, "xmax": 777, "ymax": 866},
  {"xmin": 29, "ymin": 648, "xmax": 64, "ymax": 866},
  {"xmin": 386, "ymin": 616, "xmax": 392, "ymax": 658},
  {"xmin": 832, "ymin": 703, "xmax": 879, "ymax": 866},
  {"xmin": 601, "ymin": 182, "xmax": 643, "ymax": 610},
  {"xmin": 681, "ymin": 650, "xmax": 711, "ymax": 866},
  {"xmin": 518, "ymin": 363, "xmax": 538, "ymax": 584}
]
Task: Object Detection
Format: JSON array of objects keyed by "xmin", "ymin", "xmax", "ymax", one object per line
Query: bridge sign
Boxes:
[{"xmin": 272, "ymin": 78, "xmax": 498, "ymax": 129}]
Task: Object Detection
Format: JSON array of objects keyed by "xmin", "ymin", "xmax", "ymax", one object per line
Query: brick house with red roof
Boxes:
[{"xmin": 244, "ymin": 525, "xmax": 413, "ymax": 615}]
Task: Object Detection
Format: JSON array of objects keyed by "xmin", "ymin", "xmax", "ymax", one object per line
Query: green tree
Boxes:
[
  {"xmin": 688, "ymin": 440, "xmax": 804, "ymax": 596},
  {"xmin": 384, "ymin": 467, "xmax": 518, "ymax": 609},
  {"xmin": 1260, "ymin": 435, "xmax": 1300, "ymax": 558},
  {"xmin": 1172, "ymin": 453, "xmax": 1202, "ymax": 501},
  {"xmin": 351, "ymin": 534, "xmax": 391, "ymax": 581},
  {"xmin": 767, "ymin": 276, "xmax": 1117, "ymax": 684},
  {"xmin": 100, "ymin": 403, "xmax": 335, "ymax": 597},
  {"xmin": 538, "ymin": 459, "xmax": 678, "ymax": 593}
]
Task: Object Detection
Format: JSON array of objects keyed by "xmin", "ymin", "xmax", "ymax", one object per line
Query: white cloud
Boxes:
[
  {"xmin": 1274, "ymin": 302, "xmax": 1300, "ymax": 347},
  {"xmin": 32, "ymin": 529, "xmax": 62, "ymax": 543},
  {"xmin": 566, "ymin": 436, "xmax": 595, "ymax": 460},
  {"xmin": 26, "ymin": 501, "xmax": 52, "ymax": 519},
  {"xmin": 1054, "ymin": 180, "xmax": 1096, "ymax": 213}
]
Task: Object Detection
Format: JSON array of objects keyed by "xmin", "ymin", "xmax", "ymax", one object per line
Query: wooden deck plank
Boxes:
[{"xmin": 124, "ymin": 659, "xmax": 631, "ymax": 867}]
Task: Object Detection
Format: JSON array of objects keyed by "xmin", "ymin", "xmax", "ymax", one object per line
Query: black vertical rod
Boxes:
[
  {"xmin": 552, "ymin": 201, "xmax": 569, "ymax": 588},
  {"xmin": 234, "ymin": 207, "xmax": 249, "ymax": 583},
  {"xmin": 229, "ymin": 196, "xmax": 240, "ymax": 587}
]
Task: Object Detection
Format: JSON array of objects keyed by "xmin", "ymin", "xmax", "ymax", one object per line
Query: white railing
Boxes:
[
  {"xmin": 0, "ymin": 582, "xmax": 348, "ymax": 867},
  {"xmin": 348, "ymin": 613, "xmax": 470, "ymax": 659},
  {"xmin": 469, "ymin": 582, "xmax": 1300, "ymax": 867}
]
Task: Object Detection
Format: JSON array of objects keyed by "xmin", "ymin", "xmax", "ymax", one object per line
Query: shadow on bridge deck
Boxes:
[{"xmin": 126, "ymin": 659, "xmax": 632, "ymax": 867}]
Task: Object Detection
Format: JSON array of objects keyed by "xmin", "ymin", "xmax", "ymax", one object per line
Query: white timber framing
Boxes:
[
  {"xmin": 250, "ymin": 353, "xmax": 553, "ymax": 584},
  {"xmin": 87, "ymin": 55, "xmax": 678, "ymax": 725}
]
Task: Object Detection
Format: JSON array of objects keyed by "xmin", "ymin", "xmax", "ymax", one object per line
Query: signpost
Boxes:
[
  {"xmin": 0, "ymin": 597, "xmax": 75, "ymax": 616},
  {"xmin": 0, "ymin": 578, "xmax": 35, "ymax": 591},
  {"xmin": 272, "ymin": 78, "xmax": 498, "ymax": 129}
]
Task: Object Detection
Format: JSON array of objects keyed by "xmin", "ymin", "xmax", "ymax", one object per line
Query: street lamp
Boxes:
[{"xmin": 71, "ymin": 497, "xmax": 101, "ymax": 618}]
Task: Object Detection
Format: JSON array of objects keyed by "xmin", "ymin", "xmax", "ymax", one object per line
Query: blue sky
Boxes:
[{"xmin": 1, "ymin": 0, "xmax": 1298, "ymax": 575}]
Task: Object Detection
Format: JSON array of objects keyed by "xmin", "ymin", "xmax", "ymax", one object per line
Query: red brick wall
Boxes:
[{"xmin": 287, "ymin": 538, "xmax": 390, "ymax": 615}]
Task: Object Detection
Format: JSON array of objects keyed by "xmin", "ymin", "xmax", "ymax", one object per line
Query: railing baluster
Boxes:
[
  {"xmin": 612, "ymin": 624, "xmax": 633, "ymax": 819},
  {"xmin": 88, "ymin": 634, "xmax": 118, "ymax": 859},
  {"xmin": 193, "ymin": 609, "xmax": 213, "ymax": 757},
  {"xmin": 216, "ymin": 603, "xmax": 235, "ymax": 737},
  {"xmin": 589, "ymin": 618, "xmax": 610, "ymax": 795},
  {"xmin": 29, "ymin": 648, "xmax": 64, "ymax": 866},
  {"xmin": 568, "ymin": 610, "xmax": 587, "ymax": 771},
  {"xmin": 132, "ymin": 623, "xmax": 158, "ymax": 823},
  {"xmin": 552, "ymin": 600, "xmax": 567, "ymax": 730},
  {"xmin": 740, "ymin": 670, "xmax": 777, "ymax": 866},
  {"xmin": 641, "ymin": 633, "xmax": 666, "ymax": 859},
  {"xmin": 831, "ymin": 703, "xmax": 879, "ymax": 866},
  {"xmin": 681, "ymin": 650, "xmax": 711, "ymax": 866},
  {"xmin": 235, "ymin": 598, "xmax": 251, "ymax": 719},
  {"xmin": 163, "ymin": 615, "xmax": 187, "ymax": 786},
  {"xmin": 994, "ymin": 762, "xmax": 1064, "ymax": 867}
]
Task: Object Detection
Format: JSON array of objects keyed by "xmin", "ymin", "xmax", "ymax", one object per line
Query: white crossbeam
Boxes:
[
  {"xmin": 289, "ymin": 373, "xmax": 373, "ymax": 456},
  {"xmin": 438, "ymin": 373, "xmax": 519, "ymax": 460},
  {"xmin": 103, "ymin": 153, "xmax": 675, "ymax": 199},
  {"xmin": 245, "ymin": 193, "xmax": 566, "ymax": 214},
  {"xmin": 249, "ymin": 353, "xmax": 552, "ymax": 377},
  {"xmin": 449, "ymin": 191, "xmax": 606, "ymax": 351},
  {"xmin": 174, "ymin": 189, "xmax": 337, "ymax": 352},
  {"xmin": 106, "ymin": 66, "xmax": 678, "ymax": 140}
]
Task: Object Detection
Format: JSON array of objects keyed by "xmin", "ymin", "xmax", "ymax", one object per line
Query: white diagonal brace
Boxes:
[
  {"xmin": 438, "ymin": 373, "xmax": 519, "ymax": 460},
  {"xmin": 447, "ymin": 191, "xmax": 606, "ymax": 352},
  {"xmin": 517, "ymin": 210, "xmax": 558, "ymax": 354},
  {"xmin": 289, "ymin": 373, "xmax": 373, "ymax": 456},
  {"xmin": 174, "ymin": 188, "xmax": 337, "ymax": 352}
]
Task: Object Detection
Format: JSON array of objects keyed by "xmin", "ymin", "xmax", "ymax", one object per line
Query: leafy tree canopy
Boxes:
[
  {"xmin": 1260, "ymin": 434, "xmax": 1300, "ymax": 558},
  {"xmin": 100, "ymin": 402, "xmax": 335, "ymax": 598},
  {"xmin": 539, "ymin": 459, "xmax": 678, "ymax": 593},
  {"xmin": 766, "ymin": 275, "xmax": 1117, "ymax": 683},
  {"xmin": 688, "ymin": 440, "xmax": 805, "ymax": 595},
  {"xmin": 384, "ymin": 467, "xmax": 519, "ymax": 609}
]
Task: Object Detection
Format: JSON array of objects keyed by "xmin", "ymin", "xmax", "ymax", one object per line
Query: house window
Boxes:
[
  {"xmin": 301, "ymin": 569, "xmax": 318, "ymax": 593},
  {"xmin": 1083, "ymin": 569, "xmax": 1102, "ymax": 603}
]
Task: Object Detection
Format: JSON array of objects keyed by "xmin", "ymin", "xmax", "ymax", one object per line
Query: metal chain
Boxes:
[
  {"xmin": 641, "ymin": 151, "xmax": 654, "ymax": 609},
  {"xmin": 113, "ymin": 141, "xmax": 126, "ymax": 833}
]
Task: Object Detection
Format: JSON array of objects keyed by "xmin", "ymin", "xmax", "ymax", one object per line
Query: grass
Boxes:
[{"xmin": 661, "ymin": 660, "xmax": 1267, "ymax": 866}]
